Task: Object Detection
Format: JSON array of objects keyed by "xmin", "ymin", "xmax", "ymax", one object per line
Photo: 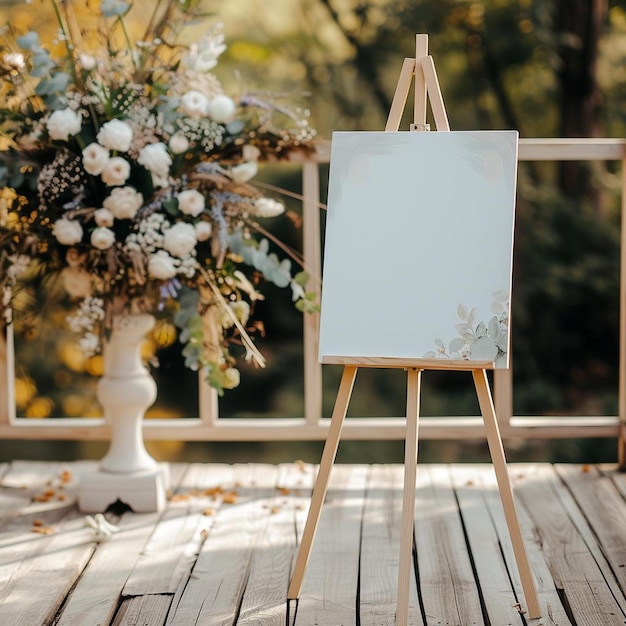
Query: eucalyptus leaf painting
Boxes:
[{"xmin": 318, "ymin": 130, "xmax": 518, "ymax": 368}]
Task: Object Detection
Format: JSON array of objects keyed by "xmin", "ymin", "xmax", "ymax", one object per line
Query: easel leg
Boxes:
[
  {"xmin": 287, "ymin": 365, "xmax": 358, "ymax": 600},
  {"xmin": 472, "ymin": 369, "xmax": 541, "ymax": 619},
  {"xmin": 396, "ymin": 368, "xmax": 422, "ymax": 626}
]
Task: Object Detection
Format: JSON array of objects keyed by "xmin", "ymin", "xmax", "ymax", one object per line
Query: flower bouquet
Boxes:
[{"xmin": 0, "ymin": 0, "xmax": 317, "ymax": 395}]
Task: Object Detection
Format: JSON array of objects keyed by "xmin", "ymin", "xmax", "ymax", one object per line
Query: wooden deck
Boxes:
[{"xmin": 0, "ymin": 462, "xmax": 625, "ymax": 625}]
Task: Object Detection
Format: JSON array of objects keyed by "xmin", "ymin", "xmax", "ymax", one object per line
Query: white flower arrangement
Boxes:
[{"xmin": 0, "ymin": 0, "xmax": 317, "ymax": 393}]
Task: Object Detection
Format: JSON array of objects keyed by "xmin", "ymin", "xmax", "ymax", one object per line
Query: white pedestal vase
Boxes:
[{"xmin": 77, "ymin": 314, "xmax": 169, "ymax": 513}]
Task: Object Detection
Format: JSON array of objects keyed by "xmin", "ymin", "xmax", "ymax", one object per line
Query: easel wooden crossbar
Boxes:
[{"xmin": 287, "ymin": 34, "xmax": 541, "ymax": 624}]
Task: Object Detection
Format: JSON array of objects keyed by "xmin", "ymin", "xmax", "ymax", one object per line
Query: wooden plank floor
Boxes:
[{"xmin": 0, "ymin": 462, "xmax": 625, "ymax": 625}]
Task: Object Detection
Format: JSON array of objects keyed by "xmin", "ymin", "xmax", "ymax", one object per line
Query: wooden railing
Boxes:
[{"xmin": 1, "ymin": 138, "xmax": 625, "ymax": 457}]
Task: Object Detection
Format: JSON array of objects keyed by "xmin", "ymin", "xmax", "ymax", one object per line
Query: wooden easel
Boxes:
[{"xmin": 287, "ymin": 35, "xmax": 541, "ymax": 624}]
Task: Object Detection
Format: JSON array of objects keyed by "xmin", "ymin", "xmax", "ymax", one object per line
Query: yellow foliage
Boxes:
[
  {"xmin": 85, "ymin": 354, "xmax": 104, "ymax": 377},
  {"xmin": 61, "ymin": 394, "xmax": 89, "ymax": 417},
  {"xmin": 24, "ymin": 396, "xmax": 54, "ymax": 418},
  {"xmin": 57, "ymin": 341, "xmax": 87, "ymax": 373},
  {"xmin": 152, "ymin": 321, "xmax": 177, "ymax": 349},
  {"xmin": 14, "ymin": 376, "xmax": 37, "ymax": 409}
]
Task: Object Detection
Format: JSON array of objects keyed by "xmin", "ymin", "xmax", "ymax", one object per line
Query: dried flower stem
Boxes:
[{"xmin": 197, "ymin": 264, "xmax": 266, "ymax": 368}]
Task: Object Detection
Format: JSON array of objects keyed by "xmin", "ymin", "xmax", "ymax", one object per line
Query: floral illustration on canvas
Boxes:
[{"xmin": 424, "ymin": 290, "xmax": 509, "ymax": 367}]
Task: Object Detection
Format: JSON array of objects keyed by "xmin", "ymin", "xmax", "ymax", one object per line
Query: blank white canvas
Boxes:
[{"xmin": 318, "ymin": 130, "xmax": 519, "ymax": 368}]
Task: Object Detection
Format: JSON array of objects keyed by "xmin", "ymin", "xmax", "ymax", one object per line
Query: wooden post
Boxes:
[{"xmin": 618, "ymin": 158, "xmax": 626, "ymax": 468}]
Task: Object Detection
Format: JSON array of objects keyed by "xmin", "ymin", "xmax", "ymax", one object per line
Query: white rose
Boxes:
[
  {"xmin": 230, "ymin": 161, "xmax": 258, "ymax": 183},
  {"xmin": 254, "ymin": 197, "xmax": 285, "ymax": 218},
  {"xmin": 101, "ymin": 156, "xmax": 131, "ymax": 186},
  {"xmin": 207, "ymin": 95, "xmax": 236, "ymax": 123},
  {"xmin": 79, "ymin": 53, "xmax": 96, "ymax": 70},
  {"xmin": 3, "ymin": 52, "xmax": 25, "ymax": 71},
  {"xmin": 151, "ymin": 173, "xmax": 170, "ymax": 189},
  {"xmin": 93, "ymin": 208, "xmax": 114, "ymax": 227},
  {"xmin": 138, "ymin": 142, "xmax": 172, "ymax": 177},
  {"xmin": 46, "ymin": 108, "xmax": 82, "ymax": 141},
  {"xmin": 97, "ymin": 119, "xmax": 133, "ymax": 152},
  {"xmin": 180, "ymin": 91, "xmax": 209, "ymax": 118},
  {"xmin": 90, "ymin": 227, "xmax": 116, "ymax": 250},
  {"xmin": 177, "ymin": 189, "xmax": 205, "ymax": 217},
  {"xmin": 53, "ymin": 218, "xmax": 83, "ymax": 245},
  {"xmin": 61, "ymin": 267, "xmax": 92, "ymax": 298},
  {"xmin": 82, "ymin": 142, "xmax": 109, "ymax": 175},
  {"xmin": 195, "ymin": 221, "xmax": 212, "ymax": 242},
  {"xmin": 148, "ymin": 250, "xmax": 177, "ymax": 280},
  {"xmin": 103, "ymin": 186, "xmax": 144, "ymax": 220},
  {"xmin": 168, "ymin": 132, "xmax": 190, "ymax": 154},
  {"xmin": 163, "ymin": 222, "xmax": 197, "ymax": 258}
]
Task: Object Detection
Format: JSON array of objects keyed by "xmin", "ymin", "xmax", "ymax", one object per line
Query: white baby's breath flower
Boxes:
[
  {"xmin": 97, "ymin": 119, "xmax": 133, "ymax": 152},
  {"xmin": 82, "ymin": 142, "xmax": 109, "ymax": 175},
  {"xmin": 254, "ymin": 197, "xmax": 285, "ymax": 218},
  {"xmin": 16, "ymin": 129, "xmax": 42, "ymax": 149},
  {"xmin": 163, "ymin": 222, "xmax": 197, "ymax": 257},
  {"xmin": 53, "ymin": 218, "xmax": 83, "ymax": 245},
  {"xmin": 101, "ymin": 156, "xmax": 131, "ymax": 186},
  {"xmin": 6, "ymin": 254, "xmax": 30, "ymax": 281},
  {"xmin": 230, "ymin": 161, "xmax": 258, "ymax": 183},
  {"xmin": 46, "ymin": 108, "xmax": 82, "ymax": 141},
  {"xmin": 91, "ymin": 227, "xmax": 116, "ymax": 250},
  {"xmin": 148, "ymin": 250, "xmax": 177, "ymax": 280},
  {"xmin": 207, "ymin": 94, "xmax": 235, "ymax": 123},
  {"xmin": 168, "ymin": 132, "xmax": 190, "ymax": 154},
  {"xmin": 103, "ymin": 186, "xmax": 143, "ymax": 220},
  {"xmin": 195, "ymin": 221, "xmax": 212, "ymax": 242},
  {"xmin": 177, "ymin": 189, "xmax": 205, "ymax": 217},
  {"xmin": 78, "ymin": 332, "xmax": 100, "ymax": 358},
  {"xmin": 79, "ymin": 53, "xmax": 96, "ymax": 70},
  {"xmin": 180, "ymin": 90, "xmax": 209, "ymax": 118},
  {"xmin": 93, "ymin": 208, "xmax": 114, "ymax": 227},
  {"xmin": 182, "ymin": 29, "xmax": 226, "ymax": 73},
  {"xmin": 61, "ymin": 267, "xmax": 93, "ymax": 298}
]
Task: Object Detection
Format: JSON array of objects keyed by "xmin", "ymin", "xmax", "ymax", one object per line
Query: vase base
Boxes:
[{"xmin": 77, "ymin": 464, "xmax": 170, "ymax": 513}]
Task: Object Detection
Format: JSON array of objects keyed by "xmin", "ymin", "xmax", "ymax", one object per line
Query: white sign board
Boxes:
[{"xmin": 318, "ymin": 130, "xmax": 519, "ymax": 368}]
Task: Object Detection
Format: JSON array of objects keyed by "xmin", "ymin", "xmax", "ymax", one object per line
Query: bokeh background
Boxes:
[{"xmin": 1, "ymin": 0, "xmax": 625, "ymax": 465}]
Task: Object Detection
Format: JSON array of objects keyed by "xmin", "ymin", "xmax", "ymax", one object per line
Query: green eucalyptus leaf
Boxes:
[
  {"xmin": 17, "ymin": 32, "xmax": 39, "ymax": 50},
  {"xmin": 101, "ymin": 0, "xmax": 131, "ymax": 17},
  {"xmin": 225, "ymin": 120, "xmax": 245, "ymax": 135},
  {"xmin": 294, "ymin": 271, "xmax": 310, "ymax": 286},
  {"xmin": 162, "ymin": 198, "xmax": 179, "ymax": 216}
]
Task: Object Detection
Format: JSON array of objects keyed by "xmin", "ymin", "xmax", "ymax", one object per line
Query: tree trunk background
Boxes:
[{"xmin": 556, "ymin": 0, "xmax": 607, "ymax": 199}]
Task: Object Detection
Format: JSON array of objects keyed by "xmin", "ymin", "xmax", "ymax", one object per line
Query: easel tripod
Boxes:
[{"xmin": 287, "ymin": 35, "xmax": 541, "ymax": 624}]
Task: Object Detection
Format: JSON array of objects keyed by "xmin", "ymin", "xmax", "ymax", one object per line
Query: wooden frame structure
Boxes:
[{"xmin": 286, "ymin": 35, "xmax": 541, "ymax": 623}]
